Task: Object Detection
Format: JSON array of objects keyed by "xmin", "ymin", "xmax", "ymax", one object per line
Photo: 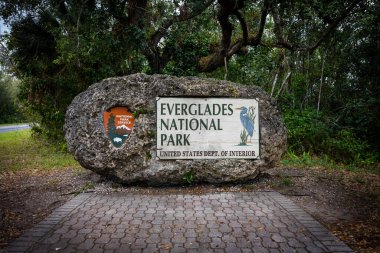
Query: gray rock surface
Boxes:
[{"xmin": 64, "ymin": 74, "xmax": 286, "ymax": 184}]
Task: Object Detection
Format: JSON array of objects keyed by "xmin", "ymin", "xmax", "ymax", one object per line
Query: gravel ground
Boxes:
[{"xmin": 0, "ymin": 166, "xmax": 379, "ymax": 252}]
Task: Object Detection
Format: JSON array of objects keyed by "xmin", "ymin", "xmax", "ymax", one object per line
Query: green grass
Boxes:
[
  {"xmin": 0, "ymin": 130, "xmax": 80, "ymax": 172},
  {"xmin": 280, "ymin": 177, "xmax": 294, "ymax": 187},
  {"xmin": 281, "ymin": 151, "xmax": 380, "ymax": 175}
]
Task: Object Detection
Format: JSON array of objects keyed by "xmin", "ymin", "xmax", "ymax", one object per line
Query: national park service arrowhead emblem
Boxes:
[{"xmin": 103, "ymin": 107, "xmax": 134, "ymax": 148}]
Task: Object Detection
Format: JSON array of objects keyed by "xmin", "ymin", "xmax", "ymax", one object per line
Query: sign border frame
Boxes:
[{"xmin": 155, "ymin": 96, "xmax": 261, "ymax": 160}]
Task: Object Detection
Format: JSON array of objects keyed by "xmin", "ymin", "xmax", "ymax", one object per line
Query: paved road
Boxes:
[
  {"xmin": 0, "ymin": 124, "xmax": 31, "ymax": 133},
  {"xmin": 2, "ymin": 191, "xmax": 353, "ymax": 253}
]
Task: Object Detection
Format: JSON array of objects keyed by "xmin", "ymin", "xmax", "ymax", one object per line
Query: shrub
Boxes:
[
  {"xmin": 284, "ymin": 108, "xmax": 378, "ymax": 165},
  {"xmin": 0, "ymin": 75, "xmax": 25, "ymax": 123},
  {"xmin": 284, "ymin": 108, "xmax": 331, "ymax": 154},
  {"xmin": 323, "ymin": 130, "xmax": 378, "ymax": 164}
]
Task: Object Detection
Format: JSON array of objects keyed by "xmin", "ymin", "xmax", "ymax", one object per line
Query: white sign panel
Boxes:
[{"xmin": 156, "ymin": 97, "xmax": 260, "ymax": 159}]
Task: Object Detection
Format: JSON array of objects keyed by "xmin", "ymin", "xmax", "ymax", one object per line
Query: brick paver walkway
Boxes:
[{"xmin": 2, "ymin": 191, "xmax": 353, "ymax": 253}]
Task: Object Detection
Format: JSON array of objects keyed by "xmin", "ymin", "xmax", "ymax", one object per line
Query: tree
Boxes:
[
  {"xmin": 0, "ymin": 0, "xmax": 373, "ymax": 147},
  {"xmin": 1, "ymin": 0, "xmax": 364, "ymax": 74},
  {"xmin": 0, "ymin": 73, "xmax": 23, "ymax": 123},
  {"xmin": 324, "ymin": 1, "xmax": 380, "ymax": 151}
]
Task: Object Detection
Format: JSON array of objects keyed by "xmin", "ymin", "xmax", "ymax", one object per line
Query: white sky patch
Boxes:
[{"xmin": 0, "ymin": 18, "xmax": 10, "ymax": 34}]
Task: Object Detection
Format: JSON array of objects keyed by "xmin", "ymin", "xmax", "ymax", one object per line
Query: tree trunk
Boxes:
[{"xmin": 317, "ymin": 51, "xmax": 326, "ymax": 112}]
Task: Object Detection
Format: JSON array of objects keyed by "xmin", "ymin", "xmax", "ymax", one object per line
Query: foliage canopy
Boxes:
[{"xmin": 0, "ymin": 0, "xmax": 378, "ymax": 163}]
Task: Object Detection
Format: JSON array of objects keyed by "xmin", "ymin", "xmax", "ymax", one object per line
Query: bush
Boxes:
[
  {"xmin": 284, "ymin": 108, "xmax": 378, "ymax": 165},
  {"xmin": 0, "ymin": 75, "xmax": 25, "ymax": 123},
  {"xmin": 284, "ymin": 108, "xmax": 331, "ymax": 154},
  {"xmin": 324, "ymin": 130, "xmax": 365, "ymax": 161},
  {"xmin": 323, "ymin": 130, "xmax": 378, "ymax": 165}
]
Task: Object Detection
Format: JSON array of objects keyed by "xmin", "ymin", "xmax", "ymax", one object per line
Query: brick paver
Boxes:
[{"xmin": 1, "ymin": 191, "xmax": 353, "ymax": 253}]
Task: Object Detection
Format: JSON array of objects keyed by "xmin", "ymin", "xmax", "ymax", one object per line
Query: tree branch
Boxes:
[
  {"xmin": 217, "ymin": 4, "xmax": 234, "ymax": 53},
  {"xmin": 150, "ymin": 0, "xmax": 214, "ymax": 47},
  {"xmin": 147, "ymin": 0, "xmax": 214, "ymax": 73},
  {"xmin": 199, "ymin": 0, "xmax": 268, "ymax": 72},
  {"xmin": 198, "ymin": 0, "xmax": 362, "ymax": 74},
  {"xmin": 126, "ymin": 0, "xmax": 148, "ymax": 27},
  {"xmin": 271, "ymin": 4, "xmax": 293, "ymax": 50},
  {"xmin": 249, "ymin": 0, "xmax": 269, "ymax": 46},
  {"xmin": 233, "ymin": 10, "xmax": 248, "ymax": 46},
  {"xmin": 307, "ymin": 0, "xmax": 363, "ymax": 52},
  {"xmin": 271, "ymin": 0, "xmax": 363, "ymax": 52},
  {"xmin": 107, "ymin": 0, "xmax": 129, "ymax": 25}
]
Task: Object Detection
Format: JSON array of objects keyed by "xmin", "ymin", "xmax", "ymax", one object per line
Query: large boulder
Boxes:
[{"xmin": 64, "ymin": 74, "xmax": 286, "ymax": 184}]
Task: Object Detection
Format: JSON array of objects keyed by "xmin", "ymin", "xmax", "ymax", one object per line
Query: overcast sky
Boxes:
[{"xmin": 0, "ymin": 19, "xmax": 9, "ymax": 34}]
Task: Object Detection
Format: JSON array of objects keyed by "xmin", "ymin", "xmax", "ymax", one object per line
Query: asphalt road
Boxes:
[{"xmin": 0, "ymin": 124, "xmax": 31, "ymax": 133}]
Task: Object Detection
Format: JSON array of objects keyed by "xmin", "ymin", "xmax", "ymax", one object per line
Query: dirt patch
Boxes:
[
  {"xmin": 265, "ymin": 167, "xmax": 380, "ymax": 253},
  {"xmin": 0, "ymin": 166, "xmax": 379, "ymax": 252},
  {"xmin": 0, "ymin": 168, "xmax": 97, "ymax": 248}
]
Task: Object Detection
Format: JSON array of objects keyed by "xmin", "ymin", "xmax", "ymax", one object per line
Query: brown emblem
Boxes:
[{"xmin": 103, "ymin": 107, "xmax": 134, "ymax": 147}]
